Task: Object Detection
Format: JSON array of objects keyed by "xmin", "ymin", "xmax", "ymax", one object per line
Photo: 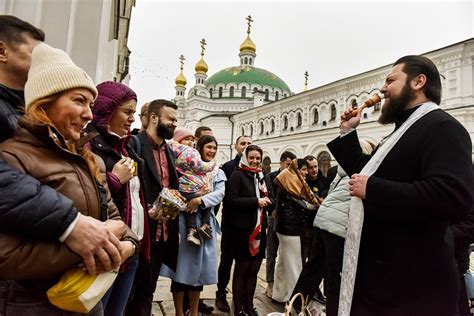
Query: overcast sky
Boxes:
[{"xmin": 128, "ymin": 0, "xmax": 473, "ymax": 112}]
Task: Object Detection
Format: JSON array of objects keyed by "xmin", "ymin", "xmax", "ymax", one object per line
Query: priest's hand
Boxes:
[
  {"xmin": 348, "ymin": 174, "xmax": 368, "ymax": 199},
  {"xmin": 340, "ymin": 105, "xmax": 361, "ymax": 133}
]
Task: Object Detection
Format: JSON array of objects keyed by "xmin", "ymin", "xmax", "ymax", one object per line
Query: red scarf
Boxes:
[{"xmin": 240, "ymin": 166, "xmax": 268, "ymax": 257}]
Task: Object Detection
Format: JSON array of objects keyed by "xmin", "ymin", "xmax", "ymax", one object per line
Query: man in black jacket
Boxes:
[
  {"xmin": 328, "ymin": 55, "xmax": 473, "ymax": 316},
  {"xmin": 215, "ymin": 135, "xmax": 252, "ymax": 312},
  {"xmin": 126, "ymin": 99, "xmax": 180, "ymax": 316},
  {"xmin": 0, "ymin": 15, "xmax": 122, "ymax": 272},
  {"xmin": 264, "ymin": 150, "xmax": 296, "ymax": 298}
]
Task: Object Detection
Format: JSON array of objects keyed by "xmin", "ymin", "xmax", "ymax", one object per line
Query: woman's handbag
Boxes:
[{"xmin": 47, "ymin": 268, "xmax": 118, "ymax": 313}]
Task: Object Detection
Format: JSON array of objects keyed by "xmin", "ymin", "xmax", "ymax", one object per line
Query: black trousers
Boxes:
[
  {"xmin": 320, "ymin": 230, "xmax": 345, "ymax": 316},
  {"xmin": 292, "ymin": 227, "xmax": 326, "ymax": 303},
  {"xmin": 217, "ymin": 224, "xmax": 234, "ymax": 295},
  {"xmin": 126, "ymin": 238, "xmax": 165, "ymax": 316}
]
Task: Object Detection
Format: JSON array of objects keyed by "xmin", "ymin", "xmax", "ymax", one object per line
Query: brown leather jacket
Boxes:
[{"xmin": 0, "ymin": 120, "xmax": 139, "ymax": 280}]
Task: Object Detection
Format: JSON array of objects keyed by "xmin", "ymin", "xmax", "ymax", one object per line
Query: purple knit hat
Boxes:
[{"xmin": 92, "ymin": 81, "xmax": 137, "ymax": 133}]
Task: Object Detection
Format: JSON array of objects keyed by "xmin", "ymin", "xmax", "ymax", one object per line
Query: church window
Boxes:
[
  {"xmin": 244, "ymin": 57, "xmax": 248, "ymax": 64},
  {"xmin": 271, "ymin": 119, "xmax": 275, "ymax": 132},
  {"xmin": 249, "ymin": 57, "xmax": 253, "ymax": 65},
  {"xmin": 330, "ymin": 104, "xmax": 337, "ymax": 121},
  {"xmin": 209, "ymin": 88, "xmax": 213, "ymax": 98},
  {"xmin": 253, "ymin": 87, "xmax": 258, "ymax": 93},
  {"xmin": 241, "ymin": 127, "xmax": 245, "ymax": 135},
  {"xmin": 250, "ymin": 125, "xmax": 253, "ymax": 136},
  {"xmin": 297, "ymin": 112, "xmax": 302, "ymax": 127},
  {"xmin": 230, "ymin": 86, "xmax": 234, "ymax": 97},
  {"xmin": 283, "ymin": 116, "xmax": 288, "ymax": 130},
  {"xmin": 242, "ymin": 86, "xmax": 246, "ymax": 98},
  {"xmin": 374, "ymin": 100, "xmax": 381, "ymax": 111},
  {"xmin": 313, "ymin": 109, "xmax": 319, "ymax": 124},
  {"xmin": 264, "ymin": 89, "xmax": 269, "ymax": 100},
  {"xmin": 259, "ymin": 122, "xmax": 264, "ymax": 134},
  {"xmin": 283, "ymin": 93, "xmax": 287, "ymax": 98},
  {"xmin": 218, "ymin": 87, "xmax": 223, "ymax": 98},
  {"xmin": 275, "ymin": 91, "xmax": 279, "ymax": 101}
]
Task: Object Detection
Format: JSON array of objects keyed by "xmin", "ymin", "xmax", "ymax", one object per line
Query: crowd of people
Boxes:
[{"xmin": 0, "ymin": 14, "xmax": 473, "ymax": 316}]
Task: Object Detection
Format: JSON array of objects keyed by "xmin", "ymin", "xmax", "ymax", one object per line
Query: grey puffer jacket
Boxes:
[{"xmin": 313, "ymin": 166, "xmax": 350, "ymax": 238}]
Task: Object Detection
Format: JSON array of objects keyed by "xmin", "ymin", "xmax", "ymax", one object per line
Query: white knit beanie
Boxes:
[{"xmin": 24, "ymin": 43, "xmax": 98, "ymax": 109}]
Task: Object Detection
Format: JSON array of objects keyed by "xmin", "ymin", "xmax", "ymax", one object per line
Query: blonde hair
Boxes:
[
  {"xmin": 24, "ymin": 94, "xmax": 103, "ymax": 184},
  {"xmin": 359, "ymin": 140, "xmax": 376, "ymax": 155}
]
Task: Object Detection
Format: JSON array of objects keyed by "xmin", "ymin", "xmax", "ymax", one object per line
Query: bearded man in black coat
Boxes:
[{"xmin": 327, "ymin": 55, "xmax": 473, "ymax": 316}]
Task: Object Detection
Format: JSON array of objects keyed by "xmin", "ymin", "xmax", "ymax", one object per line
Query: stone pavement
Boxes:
[
  {"xmin": 151, "ymin": 259, "xmax": 290, "ymax": 315},
  {"xmin": 150, "ymin": 211, "xmax": 326, "ymax": 315},
  {"xmin": 151, "ymin": 259, "xmax": 326, "ymax": 315}
]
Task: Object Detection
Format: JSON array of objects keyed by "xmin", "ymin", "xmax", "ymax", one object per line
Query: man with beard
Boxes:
[
  {"xmin": 327, "ymin": 55, "xmax": 473, "ymax": 316},
  {"xmin": 126, "ymin": 99, "xmax": 181, "ymax": 316}
]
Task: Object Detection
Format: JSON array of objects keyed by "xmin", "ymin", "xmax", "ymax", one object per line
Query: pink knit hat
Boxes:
[{"xmin": 174, "ymin": 128, "xmax": 194, "ymax": 143}]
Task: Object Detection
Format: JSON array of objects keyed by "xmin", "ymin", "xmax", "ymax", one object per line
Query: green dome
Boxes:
[{"xmin": 205, "ymin": 66, "xmax": 291, "ymax": 93}]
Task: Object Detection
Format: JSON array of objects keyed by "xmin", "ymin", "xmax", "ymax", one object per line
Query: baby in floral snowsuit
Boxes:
[{"xmin": 171, "ymin": 128, "xmax": 215, "ymax": 246}]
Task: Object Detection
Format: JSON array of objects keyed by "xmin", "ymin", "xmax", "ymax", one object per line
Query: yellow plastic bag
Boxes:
[{"xmin": 47, "ymin": 268, "xmax": 118, "ymax": 313}]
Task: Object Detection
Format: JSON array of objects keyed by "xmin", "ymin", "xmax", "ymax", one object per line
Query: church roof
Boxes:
[{"xmin": 205, "ymin": 66, "xmax": 291, "ymax": 93}]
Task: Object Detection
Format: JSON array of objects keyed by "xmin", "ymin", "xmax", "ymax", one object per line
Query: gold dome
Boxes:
[
  {"xmin": 175, "ymin": 71, "xmax": 187, "ymax": 86},
  {"xmin": 195, "ymin": 57, "xmax": 208, "ymax": 74},
  {"xmin": 240, "ymin": 35, "xmax": 256, "ymax": 53}
]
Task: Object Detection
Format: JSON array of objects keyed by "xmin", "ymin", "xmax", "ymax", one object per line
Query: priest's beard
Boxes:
[
  {"xmin": 378, "ymin": 83, "xmax": 416, "ymax": 124},
  {"xmin": 156, "ymin": 122, "xmax": 174, "ymax": 140}
]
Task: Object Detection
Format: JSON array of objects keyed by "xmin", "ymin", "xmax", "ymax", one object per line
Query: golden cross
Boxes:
[
  {"xmin": 246, "ymin": 15, "xmax": 253, "ymax": 34},
  {"xmin": 304, "ymin": 71, "xmax": 309, "ymax": 90},
  {"xmin": 179, "ymin": 54, "xmax": 185, "ymax": 70},
  {"xmin": 200, "ymin": 38, "xmax": 207, "ymax": 56}
]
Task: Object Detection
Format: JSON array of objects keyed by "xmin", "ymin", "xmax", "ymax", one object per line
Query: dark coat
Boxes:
[
  {"xmin": 274, "ymin": 191, "xmax": 311, "ymax": 236},
  {"xmin": 0, "ymin": 84, "xmax": 77, "ymax": 240},
  {"xmin": 219, "ymin": 154, "xmax": 241, "ymax": 224},
  {"xmin": 133, "ymin": 130, "xmax": 180, "ymax": 271},
  {"xmin": 327, "ymin": 108, "xmax": 474, "ymax": 316},
  {"xmin": 224, "ymin": 168, "xmax": 274, "ymax": 230}
]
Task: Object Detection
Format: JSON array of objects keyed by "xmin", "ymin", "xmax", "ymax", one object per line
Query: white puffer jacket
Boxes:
[{"xmin": 313, "ymin": 166, "xmax": 350, "ymax": 238}]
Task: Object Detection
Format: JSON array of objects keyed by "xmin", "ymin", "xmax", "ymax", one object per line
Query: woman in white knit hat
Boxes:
[{"xmin": 0, "ymin": 43, "xmax": 139, "ymax": 315}]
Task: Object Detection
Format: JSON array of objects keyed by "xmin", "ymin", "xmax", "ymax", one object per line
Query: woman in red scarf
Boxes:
[{"xmin": 224, "ymin": 144, "xmax": 275, "ymax": 316}]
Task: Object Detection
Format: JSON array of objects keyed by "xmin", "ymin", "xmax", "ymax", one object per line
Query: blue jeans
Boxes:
[{"xmin": 102, "ymin": 254, "xmax": 139, "ymax": 316}]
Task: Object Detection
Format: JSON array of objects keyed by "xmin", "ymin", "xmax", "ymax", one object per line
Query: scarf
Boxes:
[
  {"xmin": 275, "ymin": 159, "xmax": 320, "ymax": 206},
  {"xmin": 338, "ymin": 102, "xmax": 439, "ymax": 316},
  {"xmin": 239, "ymin": 154, "xmax": 268, "ymax": 257}
]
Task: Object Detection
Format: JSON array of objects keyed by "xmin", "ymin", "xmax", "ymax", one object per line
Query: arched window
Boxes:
[
  {"xmin": 275, "ymin": 91, "xmax": 279, "ymax": 101},
  {"xmin": 218, "ymin": 87, "xmax": 223, "ymax": 98},
  {"xmin": 241, "ymin": 127, "xmax": 245, "ymax": 135},
  {"xmin": 241, "ymin": 86, "xmax": 246, "ymax": 98},
  {"xmin": 374, "ymin": 100, "xmax": 381, "ymax": 111},
  {"xmin": 244, "ymin": 57, "xmax": 248, "ymax": 64},
  {"xmin": 297, "ymin": 112, "xmax": 302, "ymax": 127},
  {"xmin": 253, "ymin": 87, "xmax": 258, "ymax": 93},
  {"xmin": 209, "ymin": 88, "xmax": 213, "ymax": 98},
  {"xmin": 330, "ymin": 104, "xmax": 337, "ymax": 120},
  {"xmin": 313, "ymin": 109, "xmax": 319, "ymax": 124},
  {"xmin": 230, "ymin": 86, "xmax": 234, "ymax": 98},
  {"xmin": 250, "ymin": 125, "xmax": 253, "ymax": 136},
  {"xmin": 249, "ymin": 57, "xmax": 253, "ymax": 65},
  {"xmin": 283, "ymin": 93, "xmax": 287, "ymax": 98},
  {"xmin": 259, "ymin": 122, "xmax": 264, "ymax": 134},
  {"xmin": 351, "ymin": 99, "xmax": 357, "ymax": 108},
  {"xmin": 283, "ymin": 116, "xmax": 288, "ymax": 130},
  {"xmin": 264, "ymin": 89, "xmax": 269, "ymax": 100},
  {"xmin": 271, "ymin": 119, "xmax": 275, "ymax": 132}
]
